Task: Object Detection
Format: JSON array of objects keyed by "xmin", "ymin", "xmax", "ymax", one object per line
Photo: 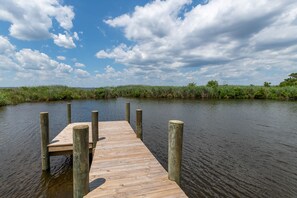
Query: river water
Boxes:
[{"xmin": 1, "ymin": 98, "xmax": 297, "ymax": 197}]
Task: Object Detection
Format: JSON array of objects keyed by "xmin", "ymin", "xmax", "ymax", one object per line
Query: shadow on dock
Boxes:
[{"xmin": 89, "ymin": 178, "xmax": 106, "ymax": 192}]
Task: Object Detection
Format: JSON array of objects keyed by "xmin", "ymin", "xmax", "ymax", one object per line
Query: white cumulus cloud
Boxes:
[
  {"xmin": 73, "ymin": 32, "xmax": 79, "ymax": 40},
  {"xmin": 75, "ymin": 62, "xmax": 85, "ymax": 67},
  {"xmin": 0, "ymin": 35, "xmax": 16, "ymax": 54},
  {"xmin": 16, "ymin": 49, "xmax": 57, "ymax": 70},
  {"xmin": 74, "ymin": 69, "xmax": 90, "ymax": 78},
  {"xmin": 97, "ymin": 0, "xmax": 297, "ymax": 85},
  {"xmin": 52, "ymin": 33, "xmax": 76, "ymax": 49},
  {"xmin": 57, "ymin": 56, "xmax": 66, "ymax": 61},
  {"xmin": 0, "ymin": 35, "xmax": 77, "ymax": 82},
  {"xmin": 0, "ymin": 0, "xmax": 75, "ymax": 40}
]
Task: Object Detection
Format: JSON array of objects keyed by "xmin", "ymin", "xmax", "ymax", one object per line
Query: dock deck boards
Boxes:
[
  {"xmin": 85, "ymin": 121, "xmax": 187, "ymax": 198},
  {"xmin": 48, "ymin": 121, "xmax": 187, "ymax": 197},
  {"xmin": 48, "ymin": 122, "xmax": 93, "ymax": 156}
]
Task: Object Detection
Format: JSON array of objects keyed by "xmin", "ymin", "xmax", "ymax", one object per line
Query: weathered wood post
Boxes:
[
  {"xmin": 40, "ymin": 112, "xmax": 50, "ymax": 171},
  {"xmin": 126, "ymin": 102, "xmax": 130, "ymax": 123},
  {"xmin": 67, "ymin": 103, "xmax": 71, "ymax": 124},
  {"xmin": 168, "ymin": 120, "xmax": 184, "ymax": 186},
  {"xmin": 92, "ymin": 111, "xmax": 99, "ymax": 148},
  {"xmin": 73, "ymin": 125, "xmax": 89, "ymax": 198},
  {"xmin": 136, "ymin": 109, "xmax": 143, "ymax": 141}
]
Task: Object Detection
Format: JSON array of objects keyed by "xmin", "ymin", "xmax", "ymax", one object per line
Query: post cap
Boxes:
[
  {"xmin": 73, "ymin": 125, "xmax": 89, "ymax": 130},
  {"xmin": 169, "ymin": 120, "xmax": 184, "ymax": 125}
]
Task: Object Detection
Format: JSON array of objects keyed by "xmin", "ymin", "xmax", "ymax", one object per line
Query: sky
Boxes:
[{"xmin": 0, "ymin": 0, "xmax": 297, "ymax": 87}]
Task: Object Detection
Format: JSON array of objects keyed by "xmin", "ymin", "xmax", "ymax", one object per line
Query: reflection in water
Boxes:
[
  {"xmin": 36, "ymin": 156, "xmax": 73, "ymax": 198},
  {"xmin": 0, "ymin": 99, "xmax": 297, "ymax": 197}
]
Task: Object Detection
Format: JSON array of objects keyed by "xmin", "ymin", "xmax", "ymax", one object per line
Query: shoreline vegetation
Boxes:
[{"xmin": 1, "ymin": 84, "xmax": 297, "ymax": 106}]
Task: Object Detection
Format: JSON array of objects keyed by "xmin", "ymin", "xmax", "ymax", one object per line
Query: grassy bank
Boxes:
[
  {"xmin": 0, "ymin": 86, "xmax": 115, "ymax": 106},
  {"xmin": 1, "ymin": 85, "xmax": 297, "ymax": 106},
  {"xmin": 112, "ymin": 85, "xmax": 297, "ymax": 100}
]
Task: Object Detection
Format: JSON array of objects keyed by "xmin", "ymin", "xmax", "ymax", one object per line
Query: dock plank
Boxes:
[
  {"xmin": 47, "ymin": 120, "xmax": 187, "ymax": 197},
  {"xmin": 85, "ymin": 121, "xmax": 187, "ymax": 198},
  {"xmin": 48, "ymin": 122, "xmax": 94, "ymax": 154}
]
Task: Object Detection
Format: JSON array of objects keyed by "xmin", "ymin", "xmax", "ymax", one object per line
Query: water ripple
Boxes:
[{"xmin": 1, "ymin": 99, "xmax": 297, "ymax": 197}]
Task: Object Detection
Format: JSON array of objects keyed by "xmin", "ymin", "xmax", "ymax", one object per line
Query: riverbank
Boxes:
[
  {"xmin": 0, "ymin": 86, "xmax": 113, "ymax": 106},
  {"xmin": 1, "ymin": 85, "xmax": 297, "ymax": 106}
]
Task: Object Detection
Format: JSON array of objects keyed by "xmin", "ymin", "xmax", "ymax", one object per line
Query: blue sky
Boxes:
[{"xmin": 0, "ymin": 0, "xmax": 297, "ymax": 87}]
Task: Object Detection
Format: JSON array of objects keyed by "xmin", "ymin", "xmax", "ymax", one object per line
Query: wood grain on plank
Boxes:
[
  {"xmin": 85, "ymin": 121, "xmax": 187, "ymax": 198},
  {"xmin": 48, "ymin": 122, "xmax": 94, "ymax": 153},
  {"xmin": 46, "ymin": 120, "xmax": 187, "ymax": 197}
]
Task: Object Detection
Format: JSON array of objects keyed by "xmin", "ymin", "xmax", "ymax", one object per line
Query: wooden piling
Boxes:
[
  {"xmin": 125, "ymin": 102, "xmax": 130, "ymax": 123},
  {"xmin": 40, "ymin": 112, "xmax": 50, "ymax": 171},
  {"xmin": 136, "ymin": 109, "xmax": 143, "ymax": 141},
  {"xmin": 168, "ymin": 120, "xmax": 184, "ymax": 186},
  {"xmin": 67, "ymin": 103, "xmax": 71, "ymax": 124},
  {"xmin": 92, "ymin": 111, "xmax": 98, "ymax": 148},
  {"xmin": 73, "ymin": 125, "xmax": 89, "ymax": 198}
]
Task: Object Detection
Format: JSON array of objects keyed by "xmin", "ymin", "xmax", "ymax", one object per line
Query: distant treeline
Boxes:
[{"xmin": 1, "ymin": 85, "xmax": 297, "ymax": 106}]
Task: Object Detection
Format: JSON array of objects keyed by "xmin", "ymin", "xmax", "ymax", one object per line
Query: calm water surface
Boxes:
[{"xmin": 1, "ymin": 98, "xmax": 297, "ymax": 197}]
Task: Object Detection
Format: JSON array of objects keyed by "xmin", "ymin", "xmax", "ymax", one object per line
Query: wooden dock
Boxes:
[
  {"xmin": 48, "ymin": 122, "xmax": 94, "ymax": 156},
  {"xmin": 47, "ymin": 120, "xmax": 187, "ymax": 197}
]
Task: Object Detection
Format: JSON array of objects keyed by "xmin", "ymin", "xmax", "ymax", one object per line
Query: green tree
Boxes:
[
  {"xmin": 280, "ymin": 73, "xmax": 297, "ymax": 87},
  {"xmin": 264, "ymin": 82, "xmax": 271, "ymax": 87},
  {"xmin": 187, "ymin": 82, "xmax": 196, "ymax": 87},
  {"xmin": 206, "ymin": 80, "xmax": 218, "ymax": 88},
  {"xmin": 289, "ymin": 73, "xmax": 297, "ymax": 79}
]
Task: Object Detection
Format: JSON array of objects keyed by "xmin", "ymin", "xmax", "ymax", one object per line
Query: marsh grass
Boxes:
[
  {"xmin": 0, "ymin": 86, "xmax": 114, "ymax": 106},
  {"xmin": 1, "ymin": 85, "xmax": 297, "ymax": 106},
  {"xmin": 112, "ymin": 85, "xmax": 297, "ymax": 100}
]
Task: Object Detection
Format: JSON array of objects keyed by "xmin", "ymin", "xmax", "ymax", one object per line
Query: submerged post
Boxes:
[
  {"xmin": 67, "ymin": 103, "xmax": 71, "ymax": 124},
  {"xmin": 126, "ymin": 102, "xmax": 130, "ymax": 123},
  {"xmin": 168, "ymin": 120, "xmax": 184, "ymax": 186},
  {"xmin": 136, "ymin": 109, "xmax": 143, "ymax": 141},
  {"xmin": 40, "ymin": 112, "xmax": 50, "ymax": 171},
  {"xmin": 73, "ymin": 125, "xmax": 89, "ymax": 198},
  {"xmin": 92, "ymin": 111, "xmax": 99, "ymax": 148}
]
